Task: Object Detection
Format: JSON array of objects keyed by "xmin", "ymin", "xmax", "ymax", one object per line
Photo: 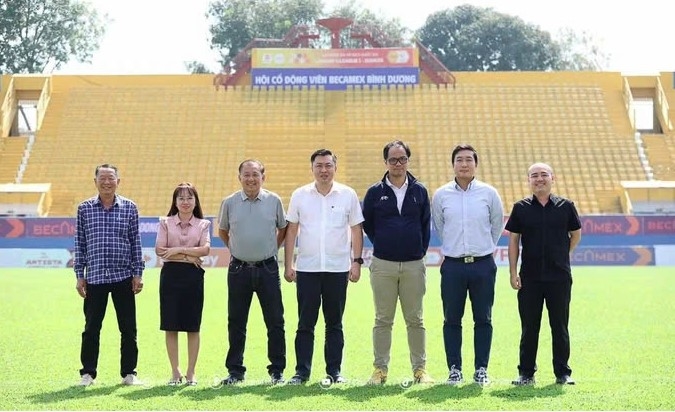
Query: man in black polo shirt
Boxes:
[{"xmin": 505, "ymin": 163, "xmax": 581, "ymax": 386}]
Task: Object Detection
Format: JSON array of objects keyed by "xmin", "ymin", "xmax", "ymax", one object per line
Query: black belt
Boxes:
[
  {"xmin": 231, "ymin": 256, "xmax": 276, "ymax": 267},
  {"xmin": 444, "ymin": 254, "xmax": 492, "ymax": 264}
]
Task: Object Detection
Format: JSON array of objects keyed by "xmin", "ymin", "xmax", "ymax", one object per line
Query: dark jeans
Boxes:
[
  {"xmin": 517, "ymin": 279, "xmax": 572, "ymax": 378},
  {"xmin": 80, "ymin": 277, "xmax": 138, "ymax": 379},
  {"xmin": 294, "ymin": 271, "xmax": 348, "ymax": 379},
  {"xmin": 440, "ymin": 257, "xmax": 496, "ymax": 372},
  {"xmin": 226, "ymin": 258, "xmax": 285, "ymax": 377}
]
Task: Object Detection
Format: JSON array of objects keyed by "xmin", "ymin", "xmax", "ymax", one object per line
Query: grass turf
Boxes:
[{"xmin": 0, "ymin": 266, "xmax": 674, "ymax": 410}]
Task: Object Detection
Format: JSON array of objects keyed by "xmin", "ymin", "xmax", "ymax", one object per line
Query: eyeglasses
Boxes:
[{"xmin": 386, "ymin": 156, "xmax": 409, "ymax": 165}]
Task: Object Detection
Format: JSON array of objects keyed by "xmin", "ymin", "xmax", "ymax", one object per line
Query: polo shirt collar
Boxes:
[{"xmin": 238, "ymin": 190, "xmax": 262, "ymax": 201}]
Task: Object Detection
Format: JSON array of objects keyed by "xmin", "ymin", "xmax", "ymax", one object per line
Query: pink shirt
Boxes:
[{"xmin": 156, "ymin": 215, "xmax": 211, "ymax": 261}]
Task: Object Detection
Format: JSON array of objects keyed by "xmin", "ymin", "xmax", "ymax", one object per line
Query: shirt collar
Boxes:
[
  {"xmin": 238, "ymin": 190, "xmax": 262, "ymax": 201},
  {"xmin": 169, "ymin": 214, "xmax": 196, "ymax": 226},
  {"xmin": 311, "ymin": 182, "xmax": 339, "ymax": 195},
  {"xmin": 94, "ymin": 195, "xmax": 120, "ymax": 207},
  {"xmin": 385, "ymin": 175, "xmax": 408, "ymax": 189},
  {"xmin": 453, "ymin": 177, "xmax": 476, "ymax": 191}
]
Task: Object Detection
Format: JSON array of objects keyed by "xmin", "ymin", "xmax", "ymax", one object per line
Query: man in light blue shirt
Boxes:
[{"xmin": 431, "ymin": 144, "xmax": 504, "ymax": 386}]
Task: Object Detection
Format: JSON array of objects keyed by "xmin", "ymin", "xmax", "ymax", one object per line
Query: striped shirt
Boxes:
[
  {"xmin": 432, "ymin": 179, "xmax": 504, "ymax": 258},
  {"xmin": 74, "ymin": 194, "xmax": 144, "ymax": 284}
]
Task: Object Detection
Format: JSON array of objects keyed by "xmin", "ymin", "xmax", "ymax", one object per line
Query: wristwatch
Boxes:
[{"xmin": 353, "ymin": 257, "xmax": 364, "ymax": 264}]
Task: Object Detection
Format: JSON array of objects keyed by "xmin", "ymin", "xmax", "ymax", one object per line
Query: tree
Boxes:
[
  {"xmin": 554, "ymin": 27, "xmax": 609, "ymax": 71},
  {"xmin": 207, "ymin": 0, "xmax": 323, "ymax": 67},
  {"xmin": 0, "ymin": 0, "xmax": 106, "ymax": 73},
  {"xmin": 184, "ymin": 61, "xmax": 213, "ymax": 74},
  {"xmin": 416, "ymin": 4, "xmax": 561, "ymax": 71},
  {"xmin": 325, "ymin": 0, "xmax": 411, "ymax": 48},
  {"xmin": 206, "ymin": 0, "xmax": 413, "ymax": 70}
]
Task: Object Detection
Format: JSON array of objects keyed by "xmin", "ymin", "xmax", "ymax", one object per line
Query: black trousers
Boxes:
[
  {"xmin": 517, "ymin": 279, "xmax": 572, "ymax": 378},
  {"xmin": 80, "ymin": 277, "xmax": 138, "ymax": 379},
  {"xmin": 225, "ymin": 258, "xmax": 285, "ymax": 377},
  {"xmin": 294, "ymin": 271, "xmax": 348, "ymax": 379}
]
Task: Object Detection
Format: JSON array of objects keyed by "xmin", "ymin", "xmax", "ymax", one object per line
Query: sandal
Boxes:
[
  {"xmin": 168, "ymin": 376, "xmax": 183, "ymax": 386},
  {"xmin": 185, "ymin": 378, "xmax": 197, "ymax": 386}
]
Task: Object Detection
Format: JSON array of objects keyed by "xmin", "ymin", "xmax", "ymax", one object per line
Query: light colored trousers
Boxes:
[{"xmin": 369, "ymin": 256, "xmax": 427, "ymax": 372}]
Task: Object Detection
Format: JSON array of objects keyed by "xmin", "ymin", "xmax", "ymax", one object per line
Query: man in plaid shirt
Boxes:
[{"xmin": 74, "ymin": 164, "xmax": 145, "ymax": 386}]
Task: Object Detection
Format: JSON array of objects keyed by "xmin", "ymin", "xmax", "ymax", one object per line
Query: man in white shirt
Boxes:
[
  {"xmin": 432, "ymin": 144, "xmax": 504, "ymax": 386},
  {"xmin": 284, "ymin": 149, "xmax": 364, "ymax": 385}
]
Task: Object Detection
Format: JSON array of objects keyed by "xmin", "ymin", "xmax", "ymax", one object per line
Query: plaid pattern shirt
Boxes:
[{"xmin": 74, "ymin": 194, "xmax": 144, "ymax": 284}]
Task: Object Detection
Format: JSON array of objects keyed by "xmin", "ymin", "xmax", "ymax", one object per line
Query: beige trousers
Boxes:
[{"xmin": 369, "ymin": 256, "xmax": 427, "ymax": 372}]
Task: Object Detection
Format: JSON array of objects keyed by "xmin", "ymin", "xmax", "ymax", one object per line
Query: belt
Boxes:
[
  {"xmin": 444, "ymin": 254, "xmax": 492, "ymax": 264},
  {"xmin": 231, "ymin": 256, "xmax": 276, "ymax": 267}
]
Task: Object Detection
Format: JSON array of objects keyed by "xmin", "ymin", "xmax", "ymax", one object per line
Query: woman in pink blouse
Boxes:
[{"xmin": 155, "ymin": 182, "xmax": 211, "ymax": 386}]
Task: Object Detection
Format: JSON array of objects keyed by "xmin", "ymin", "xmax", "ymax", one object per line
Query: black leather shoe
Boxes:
[
  {"xmin": 270, "ymin": 372, "xmax": 285, "ymax": 385},
  {"xmin": 511, "ymin": 375, "xmax": 535, "ymax": 386},
  {"xmin": 221, "ymin": 374, "xmax": 244, "ymax": 385},
  {"xmin": 555, "ymin": 375, "xmax": 575, "ymax": 385},
  {"xmin": 287, "ymin": 375, "xmax": 308, "ymax": 385}
]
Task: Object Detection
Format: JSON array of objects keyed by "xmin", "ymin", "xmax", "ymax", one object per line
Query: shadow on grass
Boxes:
[
  {"xmin": 117, "ymin": 384, "xmax": 187, "ymax": 400},
  {"xmin": 178, "ymin": 381, "xmax": 409, "ymax": 402},
  {"xmin": 490, "ymin": 383, "xmax": 563, "ymax": 401},
  {"xmin": 404, "ymin": 382, "xmax": 485, "ymax": 403},
  {"xmin": 26, "ymin": 384, "xmax": 120, "ymax": 404}
]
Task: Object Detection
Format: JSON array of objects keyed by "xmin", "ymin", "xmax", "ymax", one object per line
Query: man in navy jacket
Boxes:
[{"xmin": 362, "ymin": 140, "xmax": 433, "ymax": 385}]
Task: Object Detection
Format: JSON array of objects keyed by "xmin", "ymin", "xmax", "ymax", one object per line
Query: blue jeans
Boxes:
[
  {"xmin": 440, "ymin": 257, "xmax": 496, "ymax": 372},
  {"xmin": 294, "ymin": 271, "xmax": 348, "ymax": 379},
  {"xmin": 225, "ymin": 258, "xmax": 285, "ymax": 377}
]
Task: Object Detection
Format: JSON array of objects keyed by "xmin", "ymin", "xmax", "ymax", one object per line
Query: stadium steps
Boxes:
[
  {"xmin": 0, "ymin": 135, "xmax": 27, "ymax": 183},
  {"xmin": 642, "ymin": 133, "xmax": 675, "ymax": 180}
]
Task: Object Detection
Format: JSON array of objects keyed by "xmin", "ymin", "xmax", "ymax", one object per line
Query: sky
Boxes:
[{"xmin": 56, "ymin": 0, "xmax": 674, "ymax": 75}]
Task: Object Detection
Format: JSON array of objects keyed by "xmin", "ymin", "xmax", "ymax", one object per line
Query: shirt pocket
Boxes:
[{"xmin": 328, "ymin": 206, "xmax": 347, "ymax": 227}]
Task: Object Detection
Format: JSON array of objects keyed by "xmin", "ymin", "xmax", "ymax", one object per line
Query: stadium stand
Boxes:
[{"xmin": 1, "ymin": 69, "xmax": 673, "ymax": 217}]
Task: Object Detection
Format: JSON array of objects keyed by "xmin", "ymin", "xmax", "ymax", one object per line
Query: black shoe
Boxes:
[
  {"xmin": 511, "ymin": 375, "xmax": 536, "ymax": 386},
  {"xmin": 221, "ymin": 374, "xmax": 244, "ymax": 385},
  {"xmin": 555, "ymin": 375, "xmax": 575, "ymax": 385},
  {"xmin": 270, "ymin": 372, "xmax": 285, "ymax": 385},
  {"xmin": 287, "ymin": 375, "xmax": 308, "ymax": 385}
]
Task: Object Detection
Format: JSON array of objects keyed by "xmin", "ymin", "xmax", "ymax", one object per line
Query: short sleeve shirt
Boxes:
[
  {"xmin": 286, "ymin": 181, "xmax": 364, "ymax": 272},
  {"xmin": 505, "ymin": 194, "xmax": 581, "ymax": 281}
]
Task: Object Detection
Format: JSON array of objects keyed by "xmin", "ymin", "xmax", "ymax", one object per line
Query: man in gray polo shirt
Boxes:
[{"xmin": 218, "ymin": 159, "xmax": 288, "ymax": 385}]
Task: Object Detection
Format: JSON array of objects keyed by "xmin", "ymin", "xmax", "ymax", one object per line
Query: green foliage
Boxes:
[
  {"xmin": 554, "ymin": 28, "xmax": 610, "ymax": 71},
  {"xmin": 0, "ymin": 0, "xmax": 106, "ymax": 73},
  {"xmin": 1, "ymin": 266, "xmax": 674, "ymax": 410},
  {"xmin": 207, "ymin": 0, "xmax": 324, "ymax": 65},
  {"xmin": 325, "ymin": 0, "xmax": 411, "ymax": 48},
  {"xmin": 416, "ymin": 4, "xmax": 561, "ymax": 71},
  {"xmin": 184, "ymin": 61, "xmax": 213, "ymax": 74}
]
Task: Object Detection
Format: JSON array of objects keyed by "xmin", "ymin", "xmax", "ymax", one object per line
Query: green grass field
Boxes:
[{"xmin": 1, "ymin": 266, "xmax": 674, "ymax": 410}]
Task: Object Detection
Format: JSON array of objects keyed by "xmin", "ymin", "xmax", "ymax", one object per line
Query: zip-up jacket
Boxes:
[{"xmin": 362, "ymin": 171, "xmax": 431, "ymax": 262}]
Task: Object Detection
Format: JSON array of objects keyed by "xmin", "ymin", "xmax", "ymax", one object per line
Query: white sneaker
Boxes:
[
  {"xmin": 79, "ymin": 374, "xmax": 95, "ymax": 386},
  {"xmin": 121, "ymin": 374, "xmax": 143, "ymax": 385}
]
